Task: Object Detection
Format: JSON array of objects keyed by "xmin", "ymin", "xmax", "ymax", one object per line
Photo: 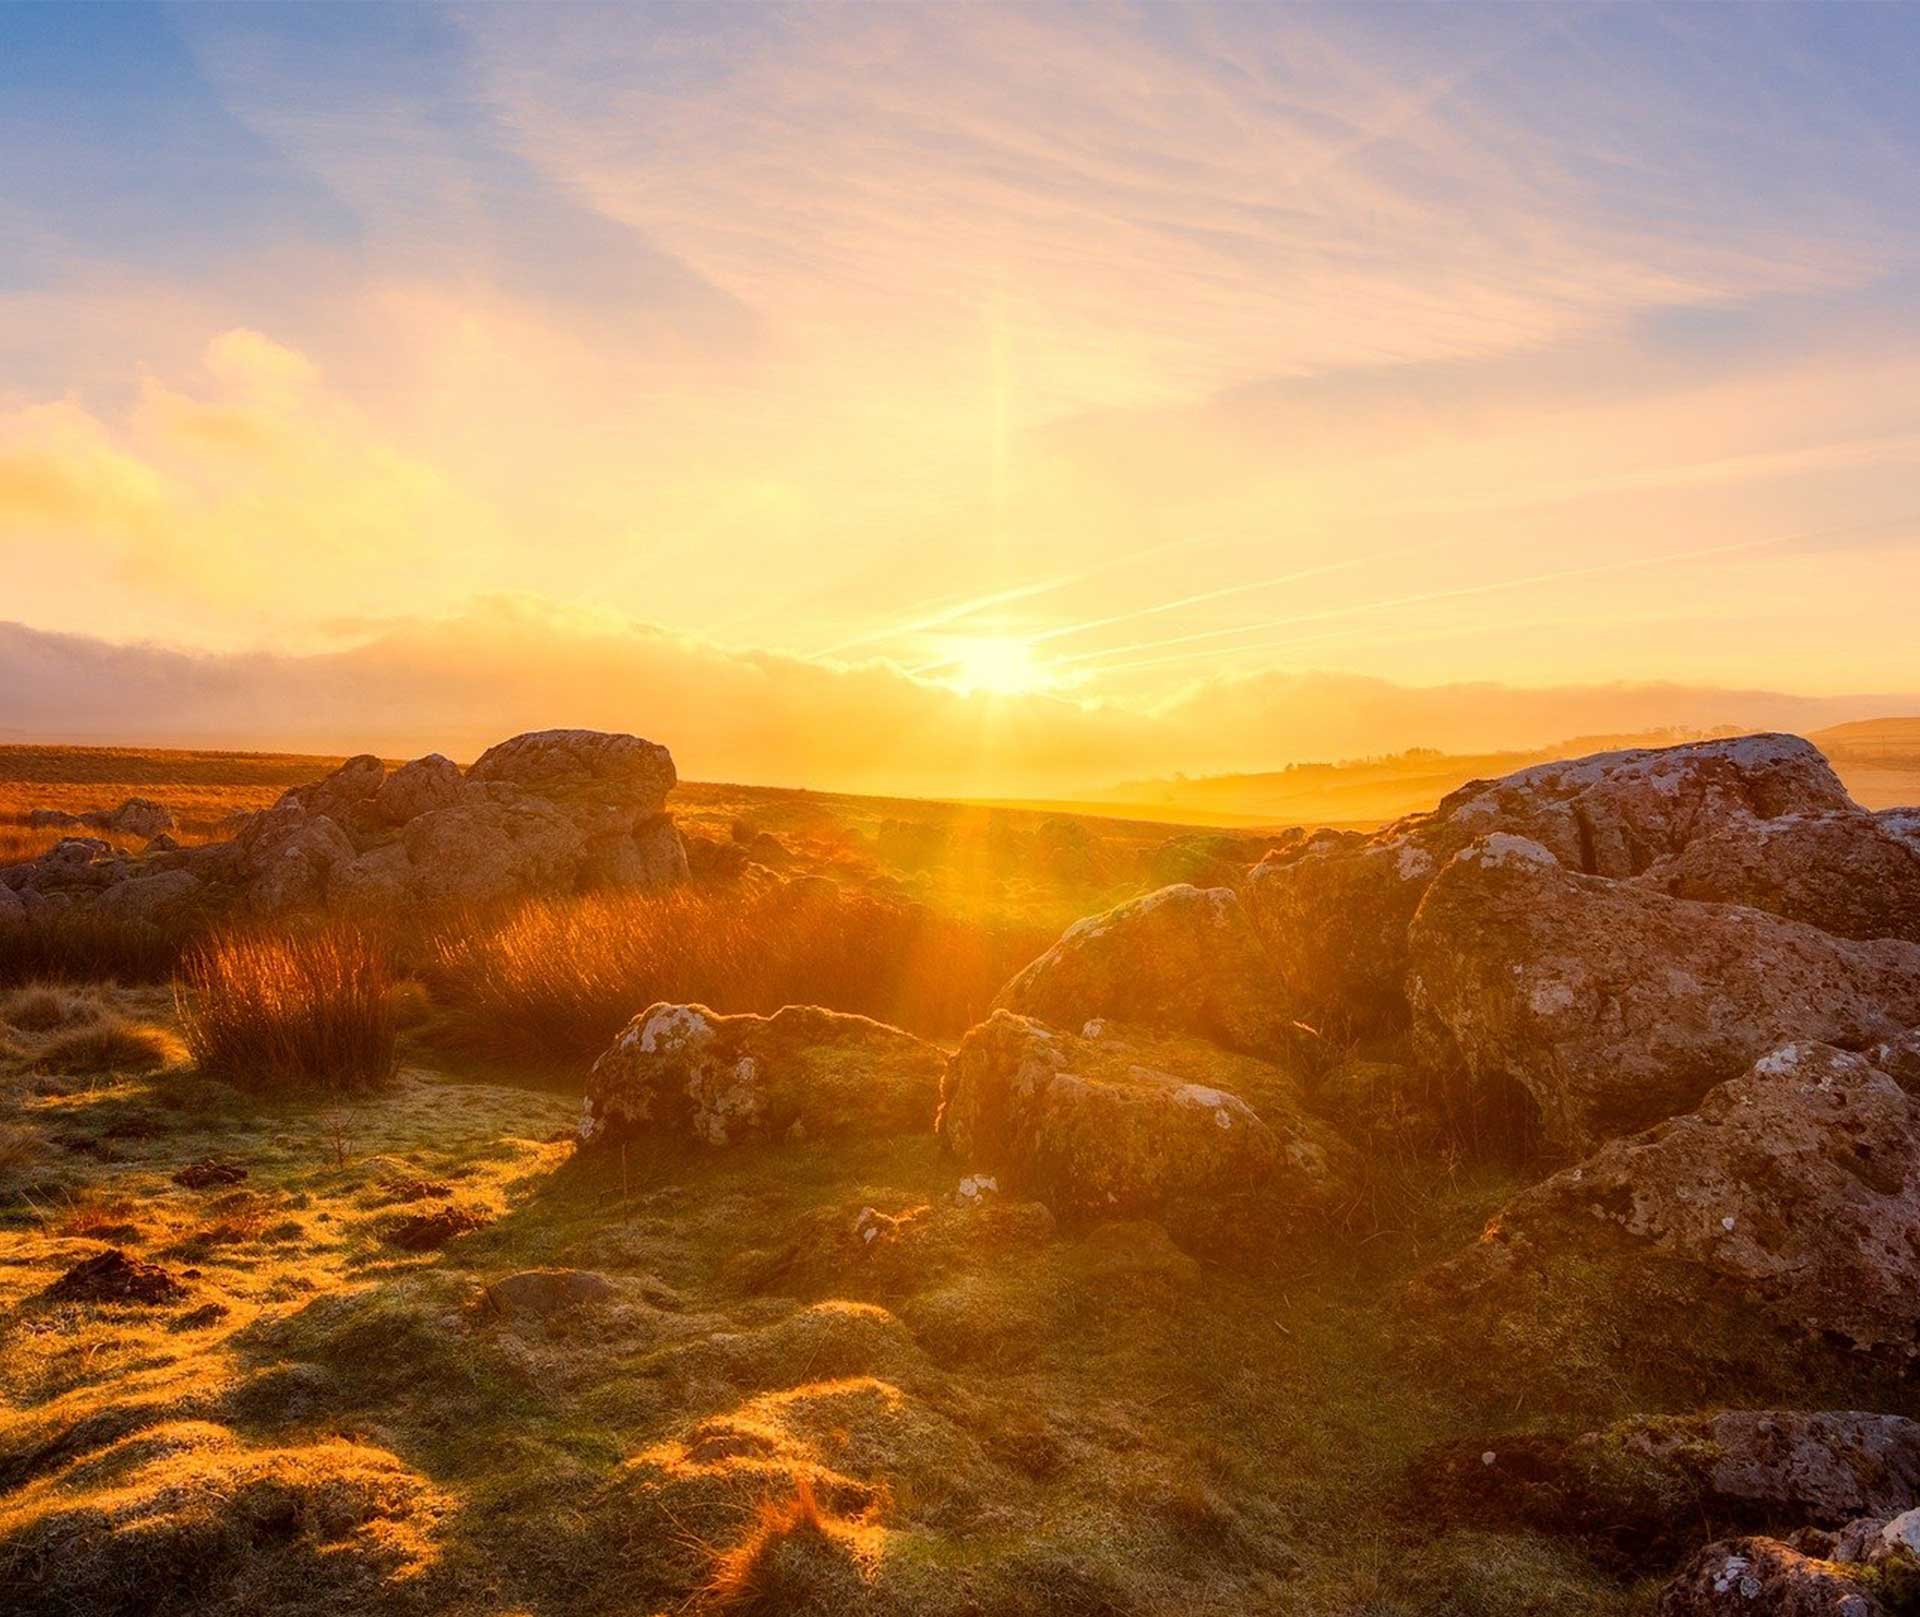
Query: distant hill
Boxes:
[
  {"xmin": 1064, "ymin": 721, "xmax": 1920, "ymax": 828},
  {"xmin": 1809, "ymin": 718, "xmax": 1920, "ymax": 809}
]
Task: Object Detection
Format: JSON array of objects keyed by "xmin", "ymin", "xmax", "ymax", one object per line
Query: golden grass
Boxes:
[
  {"xmin": 426, "ymin": 885, "xmax": 1052, "ymax": 1058},
  {"xmin": 175, "ymin": 924, "xmax": 397, "ymax": 1094},
  {"xmin": 2, "ymin": 985, "xmax": 102, "ymax": 1033}
]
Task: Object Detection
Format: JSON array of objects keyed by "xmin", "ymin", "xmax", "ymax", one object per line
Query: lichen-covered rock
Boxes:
[
  {"xmin": 1633, "ymin": 810, "xmax": 1920, "ymax": 944},
  {"xmin": 1414, "ymin": 1042, "xmax": 1920, "ymax": 1373},
  {"xmin": 1406, "ymin": 835, "xmax": 1920, "ymax": 1150},
  {"xmin": 1244, "ymin": 734, "xmax": 1870, "ymax": 1029},
  {"xmin": 468, "ymin": 728, "xmax": 675, "ymax": 812},
  {"xmin": 938, "ymin": 1010, "xmax": 1351, "ymax": 1225},
  {"xmin": 282, "ymin": 753, "xmax": 387, "ymax": 830},
  {"xmin": 1658, "ymin": 1538, "xmax": 1885, "ymax": 1617},
  {"xmin": 396, "ymin": 795, "xmax": 586, "ymax": 906},
  {"xmin": 583, "ymin": 1003, "xmax": 945, "ymax": 1146},
  {"xmin": 1417, "ymin": 1410, "xmax": 1920, "ymax": 1557},
  {"xmin": 238, "ymin": 812, "xmax": 358, "ymax": 917},
  {"xmin": 89, "ymin": 867, "xmax": 207, "ymax": 927},
  {"xmin": 992, "ymin": 884, "xmax": 1295, "ymax": 1058}
]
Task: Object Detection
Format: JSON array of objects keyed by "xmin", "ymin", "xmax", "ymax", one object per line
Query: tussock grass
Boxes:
[
  {"xmin": 426, "ymin": 885, "xmax": 1050, "ymax": 1059},
  {"xmin": 30, "ymin": 1018, "xmax": 184, "ymax": 1076},
  {"xmin": 175, "ymin": 924, "xmax": 397, "ymax": 1094},
  {"xmin": 0, "ymin": 910, "xmax": 203, "ymax": 987},
  {"xmin": 3, "ymin": 984, "xmax": 104, "ymax": 1032}
]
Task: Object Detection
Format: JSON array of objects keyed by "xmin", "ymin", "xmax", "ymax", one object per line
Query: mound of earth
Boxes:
[
  {"xmin": 937, "ymin": 1010, "xmax": 1352, "ymax": 1230},
  {"xmin": 0, "ymin": 727, "xmax": 689, "ymax": 928},
  {"xmin": 0, "ymin": 1423, "xmax": 448, "ymax": 1617},
  {"xmin": 1407, "ymin": 834, "xmax": 1920, "ymax": 1150},
  {"xmin": 583, "ymin": 1002, "xmax": 946, "ymax": 1145},
  {"xmin": 1411, "ymin": 1041, "xmax": 1920, "ymax": 1393},
  {"xmin": 43, "ymin": 1248, "xmax": 185, "ymax": 1306}
]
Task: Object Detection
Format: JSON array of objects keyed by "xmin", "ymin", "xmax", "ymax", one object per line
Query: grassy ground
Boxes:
[{"xmin": 0, "ymin": 983, "xmax": 1665, "ymax": 1617}]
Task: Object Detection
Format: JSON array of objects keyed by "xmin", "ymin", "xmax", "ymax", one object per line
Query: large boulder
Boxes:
[
  {"xmin": 1413, "ymin": 1041, "xmax": 1920, "ymax": 1384},
  {"xmin": 993, "ymin": 884, "xmax": 1297, "ymax": 1058},
  {"xmin": 281, "ymin": 753, "xmax": 387, "ymax": 831},
  {"xmin": 468, "ymin": 728, "xmax": 675, "ymax": 813},
  {"xmin": 1417, "ymin": 1410, "xmax": 1920, "ymax": 1557},
  {"xmin": 582, "ymin": 1002, "xmax": 945, "ymax": 1145},
  {"xmin": 1244, "ymin": 734, "xmax": 1876, "ymax": 1029},
  {"xmin": 1407, "ymin": 835, "xmax": 1920, "ymax": 1150},
  {"xmin": 937, "ymin": 1010, "xmax": 1351, "ymax": 1226},
  {"xmin": 396, "ymin": 795, "xmax": 585, "ymax": 907},
  {"xmin": 89, "ymin": 867, "xmax": 208, "ymax": 928}
]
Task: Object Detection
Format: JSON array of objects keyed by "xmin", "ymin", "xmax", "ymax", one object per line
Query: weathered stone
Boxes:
[
  {"xmin": 1417, "ymin": 1410, "xmax": 1920, "ymax": 1555},
  {"xmin": 240, "ymin": 814, "xmax": 358, "ymax": 917},
  {"xmin": 1407, "ymin": 835, "xmax": 1920, "ymax": 1149},
  {"xmin": 87, "ymin": 798, "xmax": 174, "ymax": 838},
  {"xmin": 372, "ymin": 753, "xmax": 466, "ymax": 825},
  {"xmin": 994, "ymin": 884, "xmax": 1296, "ymax": 1058},
  {"xmin": 398, "ymin": 797, "xmax": 585, "ymax": 907},
  {"xmin": 283, "ymin": 754, "xmax": 387, "ymax": 829},
  {"xmin": 1634, "ymin": 810, "xmax": 1920, "ymax": 943},
  {"xmin": 1658, "ymin": 1538, "xmax": 1885, "ymax": 1616},
  {"xmin": 90, "ymin": 868, "xmax": 207, "ymax": 928},
  {"xmin": 1415, "ymin": 1041, "xmax": 1920, "ymax": 1368},
  {"xmin": 938, "ymin": 1010, "xmax": 1349, "ymax": 1225},
  {"xmin": 1245, "ymin": 734, "xmax": 1870, "ymax": 1028},
  {"xmin": 578, "ymin": 814, "xmax": 687, "ymax": 890},
  {"xmin": 583, "ymin": 1002, "xmax": 945, "ymax": 1146},
  {"xmin": 468, "ymin": 728, "xmax": 675, "ymax": 814}
]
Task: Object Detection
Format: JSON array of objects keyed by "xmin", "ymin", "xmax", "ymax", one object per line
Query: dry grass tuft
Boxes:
[
  {"xmin": 2, "ymin": 985, "xmax": 101, "ymax": 1033},
  {"xmin": 699, "ymin": 1475, "xmax": 884, "ymax": 1615},
  {"xmin": 427, "ymin": 885, "xmax": 1048, "ymax": 1059},
  {"xmin": 31, "ymin": 1018, "xmax": 184, "ymax": 1075},
  {"xmin": 176, "ymin": 923, "xmax": 397, "ymax": 1095}
]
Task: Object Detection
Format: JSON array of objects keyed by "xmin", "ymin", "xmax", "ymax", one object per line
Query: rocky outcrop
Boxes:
[
  {"xmin": 582, "ymin": 1002, "xmax": 945, "ymax": 1146},
  {"xmin": 993, "ymin": 884, "xmax": 1297, "ymax": 1058},
  {"xmin": 1415, "ymin": 1041, "xmax": 1920, "ymax": 1372},
  {"xmin": 1243, "ymin": 734, "xmax": 1903, "ymax": 1029},
  {"xmin": 937, "ymin": 1010, "xmax": 1351, "ymax": 1226},
  {"xmin": 0, "ymin": 729, "xmax": 689, "ymax": 929},
  {"xmin": 1417, "ymin": 1410, "xmax": 1920, "ymax": 1557},
  {"xmin": 26, "ymin": 798, "xmax": 174, "ymax": 838},
  {"xmin": 1406, "ymin": 836, "xmax": 1920, "ymax": 1149}
]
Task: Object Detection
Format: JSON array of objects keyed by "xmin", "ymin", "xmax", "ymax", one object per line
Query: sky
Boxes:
[{"xmin": 5, "ymin": 1, "xmax": 1920, "ymax": 793}]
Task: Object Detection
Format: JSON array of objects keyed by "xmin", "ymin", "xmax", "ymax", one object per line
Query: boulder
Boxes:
[
  {"xmin": 468, "ymin": 728, "xmax": 675, "ymax": 813},
  {"xmin": 398, "ymin": 796, "xmax": 585, "ymax": 906},
  {"xmin": 25, "ymin": 808, "xmax": 82, "ymax": 829},
  {"xmin": 282, "ymin": 754, "xmax": 387, "ymax": 830},
  {"xmin": 1658, "ymin": 1538, "xmax": 1886, "ymax": 1616},
  {"xmin": 90, "ymin": 868, "xmax": 207, "ymax": 928},
  {"xmin": 0, "ymin": 883, "xmax": 23, "ymax": 924},
  {"xmin": 993, "ymin": 884, "xmax": 1297, "ymax": 1058},
  {"xmin": 1415, "ymin": 1041, "xmax": 1920, "ymax": 1374},
  {"xmin": 1244, "ymin": 734, "xmax": 1871, "ymax": 1028},
  {"xmin": 1633, "ymin": 810, "xmax": 1920, "ymax": 943},
  {"xmin": 937, "ymin": 1010, "xmax": 1350, "ymax": 1225},
  {"xmin": 239, "ymin": 813, "xmax": 359, "ymax": 917},
  {"xmin": 1407, "ymin": 835, "xmax": 1920, "ymax": 1150},
  {"xmin": 1881, "ymin": 809, "xmax": 1920, "ymax": 855},
  {"xmin": 372, "ymin": 753, "xmax": 466, "ymax": 825},
  {"xmin": 583, "ymin": 1002, "xmax": 945, "ymax": 1146},
  {"xmin": 88, "ymin": 798, "xmax": 174, "ymax": 838},
  {"xmin": 578, "ymin": 814, "xmax": 688, "ymax": 890},
  {"xmin": 1417, "ymin": 1410, "xmax": 1920, "ymax": 1557}
]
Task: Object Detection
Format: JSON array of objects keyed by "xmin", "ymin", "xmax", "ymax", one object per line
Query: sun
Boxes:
[{"xmin": 939, "ymin": 635, "xmax": 1050, "ymax": 696}]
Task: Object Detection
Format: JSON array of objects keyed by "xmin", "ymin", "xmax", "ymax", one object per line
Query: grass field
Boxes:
[{"xmin": 1, "ymin": 735, "xmax": 1913, "ymax": 1615}]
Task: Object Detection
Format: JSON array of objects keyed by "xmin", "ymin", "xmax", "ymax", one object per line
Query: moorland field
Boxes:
[{"xmin": 3, "ymin": 729, "xmax": 1920, "ymax": 1617}]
